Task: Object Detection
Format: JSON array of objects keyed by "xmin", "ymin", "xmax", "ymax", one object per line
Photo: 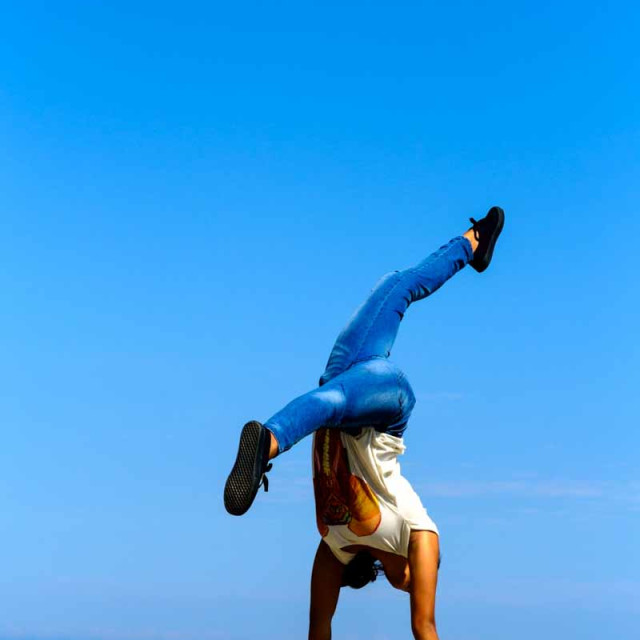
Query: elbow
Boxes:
[{"xmin": 411, "ymin": 616, "xmax": 438, "ymax": 640}]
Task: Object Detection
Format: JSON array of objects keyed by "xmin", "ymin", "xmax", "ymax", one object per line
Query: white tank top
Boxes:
[{"xmin": 312, "ymin": 427, "xmax": 438, "ymax": 565}]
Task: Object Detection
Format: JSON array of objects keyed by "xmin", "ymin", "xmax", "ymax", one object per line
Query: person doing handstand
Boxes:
[{"xmin": 224, "ymin": 207, "xmax": 505, "ymax": 640}]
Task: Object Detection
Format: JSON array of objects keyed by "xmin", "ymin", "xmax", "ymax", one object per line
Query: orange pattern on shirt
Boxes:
[{"xmin": 313, "ymin": 428, "xmax": 381, "ymax": 538}]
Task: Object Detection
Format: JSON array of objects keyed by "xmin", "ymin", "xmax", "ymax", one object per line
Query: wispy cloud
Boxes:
[
  {"xmin": 416, "ymin": 391, "xmax": 465, "ymax": 402},
  {"xmin": 443, "ymin": 577, "xmax": 640, "ymax": 612},
  {"xmin": 419, "ymin": 479, "xmax": 614, "ymax": 499},
  {"xmin": 267, "ymin": 470, "xmax": 640, "ymax": 508}
]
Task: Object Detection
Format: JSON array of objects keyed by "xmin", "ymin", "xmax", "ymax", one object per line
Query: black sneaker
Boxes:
[
  {"xmin": 224, "ymin": 420, "xmax": 273, "ymax": 516},
  {"xmin": 468, "ymin": 206, "xmax": 505, "ymax": 272}
]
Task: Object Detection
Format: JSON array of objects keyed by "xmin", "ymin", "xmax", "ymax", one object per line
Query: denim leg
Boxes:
[
  {"xmin": 319, "ymin": 236, "xmax": 473, "ymax": 386},
  {"xmin": 265, "ymin": 359, "xmax": 415, "ymax": 453}
]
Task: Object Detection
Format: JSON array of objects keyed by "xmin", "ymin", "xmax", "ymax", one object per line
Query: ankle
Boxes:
[
  {"xmin": 463, "ymin": 228, "xmax": 479, "ymax": 253},
  {"xmin": 268, "ymin": 432, "xmax": 279, "ymax": 459}
]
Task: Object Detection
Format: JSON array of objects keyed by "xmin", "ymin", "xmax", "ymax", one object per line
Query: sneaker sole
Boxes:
[{"xmin": 224, "ymin": 421, "xmax": 265, "ymax": 516}]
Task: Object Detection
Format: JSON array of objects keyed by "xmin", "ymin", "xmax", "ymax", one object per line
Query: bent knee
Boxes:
[{"xmin": 310, "ymin": 386, "xmax": 347, "ymax": 427}]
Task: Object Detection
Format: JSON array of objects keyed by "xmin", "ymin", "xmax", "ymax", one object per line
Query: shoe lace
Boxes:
[
  {"xmin": 469, "ymin": 217, "xmax": 481, "ymax": 241},
  {"xmin": 259, "ymin": 463, "xmax": 273, "ymax": 492}
]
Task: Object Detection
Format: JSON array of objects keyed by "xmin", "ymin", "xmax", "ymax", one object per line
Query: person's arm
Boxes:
[
  {"xmin": 407, "ymin": 530, "xmax": 440, "ymax": 640},
  {"xmin": 308, "ymin": 540, "xmax": 343, "ymax": 640}
]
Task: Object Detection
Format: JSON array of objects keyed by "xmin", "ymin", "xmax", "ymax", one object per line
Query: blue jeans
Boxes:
[{"xmin": 265, "ymin": 236, "xmax": 473, "ymax": 453}]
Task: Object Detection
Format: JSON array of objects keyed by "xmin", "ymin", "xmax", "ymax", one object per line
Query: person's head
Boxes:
[{"xmin": 341, "ymin": 551, "xmax": 384, "ymax": 589}]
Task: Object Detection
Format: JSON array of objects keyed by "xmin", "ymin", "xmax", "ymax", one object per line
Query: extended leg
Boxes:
[
  {"xmin": 320, "ymin": 207, "xmax": 504, "ymax": 385},
  {"xmin": 265, "ymin": 358, "xmax": 415, "ymax": 453},
  {"xmin": 320, "ymin": 235, "xmax": 472, "ymax": 385}
]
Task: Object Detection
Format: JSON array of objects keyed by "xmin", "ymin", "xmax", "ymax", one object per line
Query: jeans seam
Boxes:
[
  {"xmin": 352, "ymin": 271, "xmax": 407, "ymax": 363},
  {"xmin": 324, "ymin": 236, "xmax": 470, "ymax": 382},
  {"xmin": 352, "ymin": 238, "xmax": 467, "ymax": 362},
  {"xmin": 333, "ymin": 382, "xmax": 348, "ymax": 427}
]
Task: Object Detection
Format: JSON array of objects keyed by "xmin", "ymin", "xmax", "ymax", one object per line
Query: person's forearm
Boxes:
[
  {"xmin": 308, "ymin": 541, "xmax": 341, "ymax": 640},
  {"xmin": 412, "ymin": 620, "xmax": 439, "ymax": 640},
  {"xmin": 309, "ymin": 620, "xmax": 331, "ymax": 640}
]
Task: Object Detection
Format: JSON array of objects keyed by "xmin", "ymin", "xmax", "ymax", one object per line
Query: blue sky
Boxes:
[{"xmin": 0, "ymin": 1, "xmax": 638, "ymax": 639}]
